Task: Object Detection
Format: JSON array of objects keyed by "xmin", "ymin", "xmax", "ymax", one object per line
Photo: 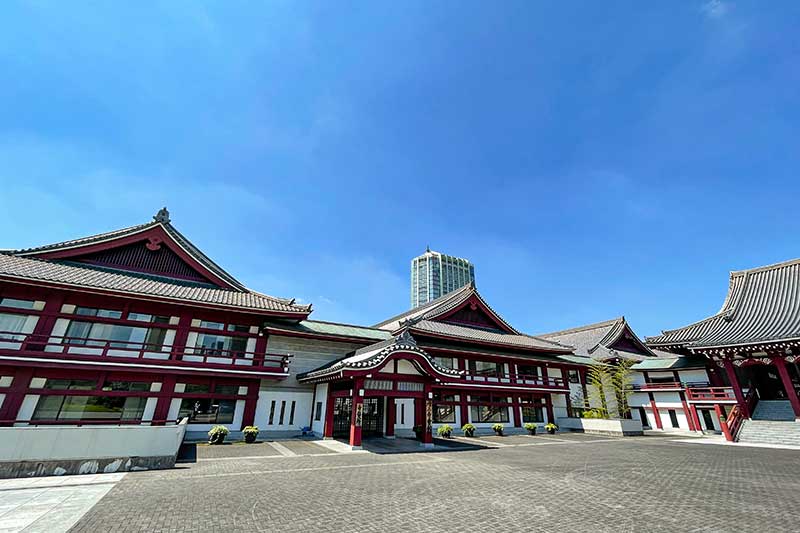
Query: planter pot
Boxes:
[
  {"xmin": 440, "ymin": 432, "xmax": 452, "ymax": 439},
  {"xmin": 494, "ymin": 430, "xmax": 503, "ymax": 436},
  {"xmin": 527, "ymin": 429, "xmax": 537, "ymax": 435},
  {"xmin": 244, "ymin": 433, "xmax": 257, "ymax": 444},
  {"xmin": 463, "ymin": 430, "xmax": 475, "ymax": 438},
  {"xmin": 547, "ymin": 428, "xmax": 556, "ymax": 435},
  {"xmin": 209, "ymin": 434, "xmax": 226, "ymax": 445}
]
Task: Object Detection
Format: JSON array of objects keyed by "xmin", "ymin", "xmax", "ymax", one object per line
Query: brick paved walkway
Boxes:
[{"xmin": 69, "ymin": 434, "xmax": 800, "ymax": 532}]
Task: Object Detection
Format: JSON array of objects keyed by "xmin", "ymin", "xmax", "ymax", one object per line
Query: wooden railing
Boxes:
[
  {"xmin": 686, "ymin": 386, "xmax": 737, "ymax": 402},
  {"xmin": 720, "ymin": 405, "xmax": 744, "ymax": 442},
  {"xmin": 630, "ymin": 381, "xmax": 683, "ymax": 391},
  {"xmin": 0, "ymin": 331, "xmax": 291, "ymax": 373},
  {"xmin": 464, "ymin": 371, "xmax": 566, "ymax": 389}
]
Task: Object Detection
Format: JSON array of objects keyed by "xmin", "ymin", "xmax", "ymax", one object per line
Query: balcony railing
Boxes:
[
  {"xmin": 685, "ymin": 386, "xmax": 737, "ymax": 402},
  {"xmin": 464, "ymin": 371, "xmax": 566, "ymax": 389},
  {"xmin": 0, "ymin": 331, "xmax": 291, "ymax": 373},
  {"xmin": 630, "ymin": 381, "xmax": 683, "ymax": 391}
]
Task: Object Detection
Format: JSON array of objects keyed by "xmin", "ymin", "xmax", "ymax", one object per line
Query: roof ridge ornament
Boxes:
[
  {"xmin": 396, "ymin": 328, "xmax": 417, "ymax": 346},
  {"xmin": 153, "ymin": 207, "xmax": 170, "ymax": 224}
]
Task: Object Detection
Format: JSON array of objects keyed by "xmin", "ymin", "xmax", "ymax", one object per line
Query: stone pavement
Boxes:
[
  {"xmin": 0, "ymin": 473, "xmax": 125, "ymax": 533},
  {"xmin": 51, "ymin": 434, "xmax": 800, "ymax": 532}
]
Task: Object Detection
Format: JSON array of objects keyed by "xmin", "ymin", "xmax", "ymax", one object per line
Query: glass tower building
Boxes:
[{"xmin": 410, "ymin": 248, "xmax": 475, "ymax": 308}]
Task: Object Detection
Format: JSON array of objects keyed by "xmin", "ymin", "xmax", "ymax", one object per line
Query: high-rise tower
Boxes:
[{"xmin": 410, "ymin": 248, "xmax": 475, "ymax": 308}]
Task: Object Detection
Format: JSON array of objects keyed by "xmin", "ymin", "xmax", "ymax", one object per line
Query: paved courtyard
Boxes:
[{"xmin": 36, "ymin": 434, "xmax": 800, "ymax": 532}]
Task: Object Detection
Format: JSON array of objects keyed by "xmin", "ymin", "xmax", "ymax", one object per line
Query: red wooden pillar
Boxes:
[
  {"xmin": 773, "ymin": 357, "xmax": 800, "ymax": 418},
  {"xmin": 512, "ymin": 396, "xmax": 522, "ymax": 427},
  {"xmin": 650, "ymin": 398, "xmax": 663, "ymax": 429},
  {"xmin": 0, "ymin": 367, "xmax": 35, "ymax": 425},
  {"xmin": 715, "ymin": 403, "xmax": 732, "ymax": 441},
  {"xmin": 151, "ymin": 375, "xmax": 177, "ymax": 425},
  {"xmin": 545, "ymin": 395, "xmax": 555, "ymax": 424},
  {"xmin": 690, "ymin": 404, "xmax": 703, "ymax": 432},
  {"xmin": 323, "ymin": 392, "xmax": 335, "ymax": 438},
  {"xmin": 349, "ymin": 378, "xmax": 364, "ymax": 448},
  {"xmin": 240, "ymin": 381, "xmax": 260, "ymax": 430},
  {"xmin": 422, "ymin": 384, "xmax": 433, "ymax": 446},
  {"xmin": 723, "ymin": 359, "xmax": 749, "ymax": 418},
  {"xmin": 171, "ymin": 313, "xmax": 193, "ymax": 360},
  {"xmin": 681, "ymin": 400, "xmax": 696, "ymax": 431},
  {"xmin": 385, "ymin": 396, "xmax": 396, "ymax": 437}
]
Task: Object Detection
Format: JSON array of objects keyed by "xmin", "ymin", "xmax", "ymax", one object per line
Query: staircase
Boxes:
[
  {"xmin": 737, "ymin": 400, "xmax": 800, "ymax": 446},
  {"xmin": 752, "ymin": 400, "xmax": 796, "ymax": 421}
]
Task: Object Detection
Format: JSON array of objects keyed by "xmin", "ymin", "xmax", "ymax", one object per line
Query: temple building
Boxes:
[
  {"xmin": 647, "ymin": 258, "xmax": 800, "ymax": 442},
  {"xmin": 0, "ymin": 210, "xmax": 587, "ymax": 447}
]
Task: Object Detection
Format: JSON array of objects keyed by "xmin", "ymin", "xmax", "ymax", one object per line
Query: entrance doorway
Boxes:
[
  {"xmin": 361, "ymin": 398, "xmax": 384, "ymax": 437},
  {"xmin": 747, "ymin": 365, "xmax": 786, "ymax": 400},
  {"xmin": 332, "ymin": 397, "xmax": 352, "ymax": 438},
  {"xmin": 700, "ymin": 409, "xmax": 715, "ymax": 431}
]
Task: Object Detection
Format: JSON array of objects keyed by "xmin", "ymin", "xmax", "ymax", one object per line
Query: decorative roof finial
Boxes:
[{"xmin": 153, "ymin": 207, "xmax": 170, "ymax": 224}]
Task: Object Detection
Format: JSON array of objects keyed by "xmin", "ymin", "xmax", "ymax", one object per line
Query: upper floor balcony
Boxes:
[
  {"xmin": 462, "ymin": 371, "xmax": 568, "ymax": 391},
  {"xmin": 0, "ymin": 330, "xmax": 291, "ymax": 377}
]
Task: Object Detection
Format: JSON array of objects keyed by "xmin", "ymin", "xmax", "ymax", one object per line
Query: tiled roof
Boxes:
[
  {"xmin": 14, "ymin": 215, "xmax": 246, "ymax": 291},
  {"xmin": 646, "ymin": 258, "xmax": 800, "ymax": 350},
  {"xmin": 263, "ymin": 319, "xmax": 393, "ymax": 342},
  {"xmin": 298, "ymin": 331, "xmax": 463, "ymax": 381},
  {"xmin": 0, "ymin": 253, "xmax": 310, "ymax": 314},
  {"xmin": 374, "ymin": 283, "xmax": 518, "ymax": 333},
  {"xmin": 410, "ymin": 320, "xmax": 572, "ymax": 353},
  {"xmin": 632, "ymin": 354, "xmax": 708, "ymax": 371},
  {"xmin": 539, "ymin": 317, "xmax": 655, "ymax": 361}
]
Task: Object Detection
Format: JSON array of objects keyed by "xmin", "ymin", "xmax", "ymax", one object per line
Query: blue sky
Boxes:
[{"xmin": 1, "ymin": 1, "xmax": 799, "ymax": 337}]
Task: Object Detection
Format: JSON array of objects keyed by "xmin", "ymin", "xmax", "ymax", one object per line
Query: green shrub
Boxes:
[
  {"xmin": 545, "ymin": 423, "xmax": 559, "ymax": 432},
  {"xmin": 461, "ymin": 423, "xmax": 476, "ymax": 436},
  {"xmin": 208, "ymin": 425, "xmax": 229, "ymax": 437},
  {"xmin": 523, "ymin": 422, "xmax": 537, "ymax": 432},
  {"xmin": 492, "ymin": 423, "xmax": 504, "ymax": 435},
  {"xmin": 437, "ymin": 424, "xmax": 453, "ymax": 437},
  {"xmin": 243, "ymin": 426, "xmax": 259, "ymax": 435}
]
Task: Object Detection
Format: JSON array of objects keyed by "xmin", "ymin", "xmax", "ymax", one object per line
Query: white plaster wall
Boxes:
[
  {"xmin": 679, "ymin": 369, "xmax": 711, "ymax": 383},
  {"xmin": 267, "ymin": 335, "xmax": 364, "ymax": 390},
  {"xmin": 311, "ymin": 383, "xmax": 328, "ymax": 435},
  {"xmin": 0, "ymin": 420, "xmax": 187, "ymax": 461},
  {"xmin": 254, "ymin": 390, "xmax": 313, "ymax": 432},
  {"xmin": 628, "ymin": 392, "xmax": 651, "ymax": 408},
  {"xmin": 551, "ymin": 394, "xmax": 568, "ymax": 421}
]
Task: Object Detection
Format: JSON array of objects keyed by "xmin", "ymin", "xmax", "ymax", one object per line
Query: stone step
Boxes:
[
  {"xmin": 752, "ymin": 401, "xmax": 796, "ymax": 421},
  {"xmin": 737, "ymin": 418, "xmax": 800, "ymax": 445}
]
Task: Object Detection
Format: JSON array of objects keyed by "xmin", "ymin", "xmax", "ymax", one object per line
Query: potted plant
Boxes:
[
  {"xmin": 461, "ymin": 423, "xmax": 476, "ymax": 437},
  {"xmin": 437, "ymin": 424, "xmax": 453, "ymax": 438},
  {"xmin": 492, "ymin": 423, "xmax": 504, "ymax": 436},
  {"xmin": 545, "ymin": 423, "xmax": 558, "ymax": 435},
  {"xmin": 413, "ymin": 425, "xmax": 424, "ymax": 440},
  {"xmin": 208, "ymin": 425, "xmax": 229, "ymax": 445},
  {"xmin": 524, "ymin": 422, "xmax": 537, "ymax": 435},
  {"xmin": 243, "ymin": 425, "xmax": 259, "ymax": 443}
]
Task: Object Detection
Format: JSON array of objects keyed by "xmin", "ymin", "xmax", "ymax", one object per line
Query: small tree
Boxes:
[
  {"xmin": 587, "ymin": 361, "xmax": 611, "ymax": 418},
  {"xmin": 611, "ymin": 358, "xmax": 636, "ymax": 419}
]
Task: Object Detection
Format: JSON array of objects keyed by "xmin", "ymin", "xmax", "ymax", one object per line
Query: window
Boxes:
[
  {"xmin": 184, "ymin": 383, "xmax": 210, "ymax": 394},
  {"xmin": 315, "ymin": 401, "xmax": 322, "ymax": 421},
  {"xmin": 0, "ymin": 298, "xmax": 36, "ymax": 310},
  {"xmin": 198, "ymin": 320, "xmax": 225, "ymax": 330},
  {"xmin": 289, "ymin": 401, "xmax": 296, "ymax": 425},
  {"xmin": 64, "ymin": 321, "xmax": 168, "ymax": 350},
  {"xmin": 469, "ymin": 395, "xmax": 510, "ymax": 423},
  {"xmin": 214, "ymin": 384, "xmax": 239, "ymax": 395},
  {"xmin": 469, "ymin": 360, "xmax": 503, "ymax": 377},
  {"xmin": 0, "ymin": 312, "xmax": 31, "ymax": 335},
  {"xmin": 102, "ymin": 381, "xmax": 151, "ymax": 392},
  {"xmin": 279, "ymin": 401, "xmax": 287, "ymax": 425},
  {"xmin": 42, "ymin": 379, "xmax": 95, "ymax": 390},
  {"xmin": 522, "ymin": 406, "xmax": 543, "ymax": 423},
  {"xmin": 434, "ymin": 357, "xmax": 455, "ymax": 369},
  {"xmin": 668, "ymin": 409, "xmax": 680, "ymax": 428},
  {"xmin": 433, "ymin": 393, "xmax": 457, "ymax": 423},
  {"xmin": 128, "ymin": 313, "xmax": 170, "ymax": 324},
  {"xmin": 195, "ymin": 333, "xmax": 248, "ymax": 356},
  {"xmin": 568, "ymin": 370, "xmax": 580, "ymax": 384},
  {"xmin": 74, "ymin": 306, "xmax": 123, "ymax": 319},
  {"xmin": 268, "ymin": 400, "xmax": 276, "ymax": 425},
  {"xmin": 518, "ymin": 365, "xmax": 541, "ymax": 378},
  {"xmin": 32, "ymin": 395, "xmax": 146, "ymax": 421},
  {"xmin": 178, "ymin": 398, "xmax": 235, "ymax": 424}
]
